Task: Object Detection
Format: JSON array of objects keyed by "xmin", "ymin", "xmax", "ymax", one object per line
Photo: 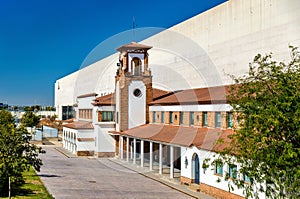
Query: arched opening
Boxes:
[
  {"xmin": 192, "ymin": 153, "xmax": 200, "ymax": 184},
  {"xmin": 131, "ymin": 57, "xmax": 142, "ymax": 76}
]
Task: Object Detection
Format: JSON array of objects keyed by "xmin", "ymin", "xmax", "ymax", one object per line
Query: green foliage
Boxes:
[
  {"xmin": 0, "ymin": 110, "xmax": 45, "ymax": 196},
  {"xmin": 0, "ymin": 110, "xmax": 15, "ymax": 127},
  {"xmin": 21, "ymin": 112, "xmax": 40, "ymax": 128},
  {"xmin": 0, "ymin": 167, "xmax": 54, "ymax": 199},
  {"xmin": 218, "ymin": 46, "xmax": 300, "ymax": 198}
]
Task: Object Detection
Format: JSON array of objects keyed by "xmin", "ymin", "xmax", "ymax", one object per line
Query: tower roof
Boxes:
[{"xmin": 116, "ymin": 42, "xmax": 152, "ymax": 52}]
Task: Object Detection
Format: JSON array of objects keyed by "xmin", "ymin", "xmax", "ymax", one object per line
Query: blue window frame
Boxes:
[
  {"xmin": 161, "ymin": 111, "xmax": 165, "ymax": 123},
  {"xmin": 180, "ymin": 112, "xmax": 184, "ymax": 125},
  {"xmin": 101, "ymin": 111, "xmax": 114, "ymax": 122},
  {"xmin": 229, "ymin": 164, "xmax": 237, "ymax": 179},
  {"xmin": 215, "ymin": 112, "xmax": 221, "ymax": 128},
  {"xmin": 202, "ymin": 112, "xmax": 208, "ymax": 126},
  {"xmin": 227, "ymin": 112, "xmax": 233, "ymax": 128},
  {"xmin": 244, "ymin": 174, "xmax": 250, "ymax": 182},
  {"xmin": 169, "ymin": 112, "xmax": 173, "ymax": 124},
  {"xmin": 190, "ymin": 112, "xmax": 194, "ymax": 125},
  {"xmin": 153, "ymin": 111, "xmax": 156, "ymax": 123},
  {"xmin": 215, "ymin": 162, "xmax": 223, "ymax": 176}
]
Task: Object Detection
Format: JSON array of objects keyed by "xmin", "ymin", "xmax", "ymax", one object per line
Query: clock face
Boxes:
[{"xmin": 133, "ymin": 88, "xmax": 142, "ymax": 97}]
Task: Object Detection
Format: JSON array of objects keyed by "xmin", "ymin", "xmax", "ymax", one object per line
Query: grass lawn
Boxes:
[{"xmin": 0, "ymin": 167, "xmax": 53, "ymax": 199}]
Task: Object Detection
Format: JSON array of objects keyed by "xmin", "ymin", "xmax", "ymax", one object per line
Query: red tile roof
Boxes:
[
  {"xmin": 62, "ymin": 118, "xmax": 75, "ymax": 123},
  {"xmin": 152, "ymin": 88, "xmax": 172, "ymax": 100},
  {"xmin": 63, "ymin": 121, "xmax": 94, "ymax": 130},
  {"xmin": 77, "ymin": 93, "xmax": 98, "ymax": 98},
  {"xmin": 92, "ymin": 88, "xmax": 171, "ymax": 106},
  {"xmin": 77, "ymin": 138, "xmax": 95, "ymax": 142},
  {"xmin": 93, "ymin": 93, "xmax": 115, "ymax": 106},
  {"xmin": 117, "ymin": 124, "xmax": 233, "ymax": 152},
  {"xmin": 150, "ymin": 85, "xmax": 231, "ymax": 105}
]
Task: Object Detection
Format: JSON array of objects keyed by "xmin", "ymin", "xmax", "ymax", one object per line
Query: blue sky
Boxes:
[{"xmin": 0, "ymin": 0, "xmax": 227, "ymax": 106}]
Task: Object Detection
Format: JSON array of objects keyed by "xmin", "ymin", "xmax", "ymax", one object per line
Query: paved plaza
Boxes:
[{"xmin": 38, "ymin": 146, "xmax": 195, "ymax": 199}]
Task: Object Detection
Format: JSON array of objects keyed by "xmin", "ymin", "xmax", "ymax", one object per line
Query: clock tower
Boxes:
[{"xmin": 115, "ymin": 42, "xmax": 153, "ymax": 131}]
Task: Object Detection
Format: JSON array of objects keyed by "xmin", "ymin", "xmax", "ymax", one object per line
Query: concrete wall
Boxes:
[
  {"xmin": 55, "ymin": 0, "xmax": 300, "ymax": 119},
  {"xmin": 143, "ymin": 0, "xmax": 300, "ymax": 91}
]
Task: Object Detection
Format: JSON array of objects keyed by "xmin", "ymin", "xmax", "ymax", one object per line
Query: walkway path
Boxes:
[{"xmin": 38, "ymin": 146, "xmax": 197, "ymax": 199}]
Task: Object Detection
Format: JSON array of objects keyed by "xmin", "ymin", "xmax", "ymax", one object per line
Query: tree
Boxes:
[
  {"xmin": 215, "ymin": 46, "xmax": 300, "ymax": 198},
  {"xmin": 21, "ymin": 112, "xmax": 40, "ymax": 132},
  {"xmin": 0, "ymin": 110, "xmax": 15, "ymax": 127},
  {"xmin": 0, "ymin": 110, "xmax": 45, "ymax": 196}
]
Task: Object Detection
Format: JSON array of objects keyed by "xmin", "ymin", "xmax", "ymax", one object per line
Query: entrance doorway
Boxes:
[{"xmin": 192, "ymin": 153, "xmax": 200, "ymax": 184}]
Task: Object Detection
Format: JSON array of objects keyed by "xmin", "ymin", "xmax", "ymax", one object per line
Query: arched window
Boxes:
[{"xmin": 131, "ymin": 57, "xmax": 142, "ymax": 75}]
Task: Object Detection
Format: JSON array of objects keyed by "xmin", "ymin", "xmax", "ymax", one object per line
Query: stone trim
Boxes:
[
  {"xmin": 200, "ymin": 183, "xmax": 244, "ymax": 199},
  {"xmin": 97, "ymin": 152, "xmax": 115, "ymax": 158},
  {"xmin": 180, "ymin": 176, "xmax": 192, "ymax": 186},
  {"xmin": 77, "ymin": 151, "xmax": 94, "ymax": 156}
]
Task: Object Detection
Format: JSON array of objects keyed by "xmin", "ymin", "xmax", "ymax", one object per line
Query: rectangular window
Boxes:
[
  {"xmin": 229, "ymin": 164, "xmax": 237, "ymax": 179},
  {"xmin": 180, "ymin": 112, "xmax": 184, "ymax": 125},
  {"xmin": 101, "ymin": 111, "xmax": 114, "ymax": 122},
  {"xmin": 215, "ymin": 112, "xmax": 221, "ymax": 128},
  {"xmin": 202, "ymin": 112, "xmax": 208, "ymax": 126},
  {"xmin": 161, "ymin": 111, "xmax": 165, "ymax": 123},
  {"xmin": 62, "ymin": 106, "xmax": 74, "ymax": 120},
  {"xmin": 215, "ymin": 162, "xmax": 223, "ymax": 176},
  {"xmin": 153, "ymin": 111, "xmax": 156, "ymax": 123},
  {"xmin": 244, "ymin": 175, "xmax": 250, "ymax": 182},
  {"xmin": 227, "ymin": 112, "xmax": 233, "ymax": 128},
  {"xmin": 189, "ymin": 112, "xmax": 194, "ymax": 125},
  {"xmin": 169, "ymin": 111, "xmax": 173, "ymax": 124}
]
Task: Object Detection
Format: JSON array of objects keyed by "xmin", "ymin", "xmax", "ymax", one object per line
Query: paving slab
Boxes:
[{"xmin": 38, "ymin": 146, "xmax": 196, "ymax": 199}]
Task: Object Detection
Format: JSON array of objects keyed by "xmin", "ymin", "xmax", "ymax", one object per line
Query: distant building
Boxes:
[{"xmin": 0, "ymin": 103, "xmax": 8, "ymax": 110}]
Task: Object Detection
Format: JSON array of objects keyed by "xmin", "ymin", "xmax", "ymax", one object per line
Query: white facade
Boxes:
[
  {"xmin": 181, "ymin": 147, "xmax": 265, "ymax": 198},
  {"xmin": 63, "ymin": 127, "xmax": 94, "ymax": 154},
  {"xmin": 55, "ymin": 0, "xmax": 300, "ymax": 120},
  {"xmin": 95, "ymin": 106, "xmax": 115, "ymax": 154},
  {"xmin": 128, "ymin": 81, "xmax": 146, "ymax": 129}
]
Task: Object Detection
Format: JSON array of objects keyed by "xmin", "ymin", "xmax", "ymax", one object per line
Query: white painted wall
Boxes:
[
  {"xmin": 96, "ymin": 124, "xmax": 115, "ymax": 153},
  {"xmin": 143, "ymin": 0, "xmax": 300, "ymax": 91},
  {"xmin": 76, "ymin": 129, "xmax": 95, "ymax": 152},
  {"xmin": 128, "ymin": 81, "xmax": 146, "ymax": 129},
  {"xmin": 55, "ymin": 0, "xmax": 300, "ymax": 120},
  {"xmin": 55, "ymin": 71, "xmax": 78, "ymax": 120},
  {"xmin": 63, "ymin": 127, "xmax": 78, "ymax": 154},
  {"xmin": 94, "ymin": 105, "xmax": 116, "ymax": 153},
  {"xmin": 181, "ymin": 146, "xmax": 266, "ymax": 198},
  {"xmin": 63, "ymin": 127, "xmax": 94, "ymax": 153},
  {"xmin": 77, "ymin": 96, "xmax": 97, "ymax": 109}
]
